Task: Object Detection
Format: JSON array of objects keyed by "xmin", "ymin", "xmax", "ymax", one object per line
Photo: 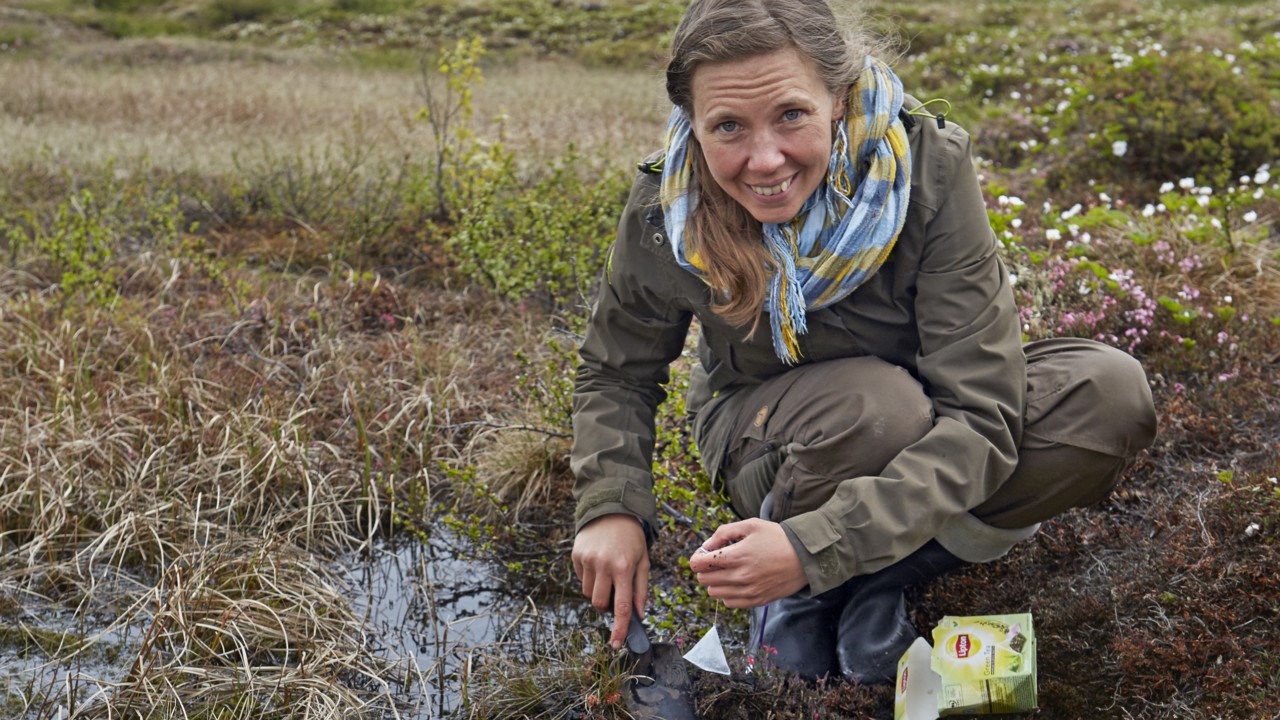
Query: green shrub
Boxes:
[
  {"xmin": 445, "ymin": 148, "xmax": 630, "ymax": 310},
  {"xmin": 329, "ymin": 0, "xmax": 414, "ymax": 13},
  {"xmin": 204, "ymin": 0, "xmax": 300, "ymax": 27},
  {"xmin": 231, "ymin": 133, "xmax": 414, "ymax": 266},
  {"xmin": 1042, "ymin": 49, "xmax": 1280, "ymax": 196},
  {"xmin": 2, "ymin": 183, "xmax": 181, "ymax": 307},
  {"xmin": 90, "ymin": 0, "xmax": 169, "ymax": 10},
  {"xmin": 414, "ymin": 35, "xmax": 631, "ymax": 308}
]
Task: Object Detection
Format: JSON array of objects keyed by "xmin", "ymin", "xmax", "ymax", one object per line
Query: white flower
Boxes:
[
  {"xmin": 1011, "ymin": 218, "xmax": 1023, "ymax": 228},
  {"xmin": 1255, "ymin": 188, "xmax": 1265, "ymax": 199},
  {"xmin": 1179, "ymin": 177, "xmax": 1196, "ymax": 190},
  {"xmin": 1210, "ymin": 217, "xmax": 1222, "ymax": 229},
  {"xmin": 998, "ymin": 195, "xmax": 1010, "ymax": 207},
  {"xmin": 1008, "ymin": 273, "xmax": 1019, "ymax": 286},
  {"xmin": 1157, "ymin": 203, "xmax": 1167, "ymax": 212},
  {"xmin": 1224, "ymin": 295, "xmax": 1233, "ymax": 304},
  {"xmin": 1159, "ymin": 182, "xmax": 1175, "ymax": 194},
  {"xmin": 1069, "ymin": 224, "xmax": 1080, "ymax": 237},
  {"xmin": 1245, "ymin": 523, "xmax": 1261, "ymax": 537},
  {"xmin": 1007, "ymin": 196, "xmax": 1025, "ymax": 208},
  {"xmin": 1239, "ymin": 175, "xmax": 1251, "ymax": 185},
  {"xmin": 1255, "ymin": 169, "xmax": 1271, "ymax": 185},
  {"xmin": 1077, "ymin": 280, "xmax": 1092, "ymax": 295},
  {"xmin": 1081, "ymin": 232, "xmax": 1093, "ymax": 244},
  {"xmin": 1243, "ymin": 210, "xmax": 1258, "ymax": 223},
  {"xmin": 1112, "ymin": 140, "xmax": 1128, "ymax": 157},
  {"xmin": 1046, "ymin": 228, "xmax": 1062, "ymax": 241},
  {"xmin": 1060, "ymin": 203, "xmax": 1082, "ymax": 220},
  {"xmin": 1197, "ymin": 195, "xmax": 1211, "ymax": 208},
  {"xmin": 1142, "ymin": 204, "xmax": 1156, "ymax": 217},
  {"xmin": 1100, "ymin": 192, "xmax": 1112, "ymax": 203}
]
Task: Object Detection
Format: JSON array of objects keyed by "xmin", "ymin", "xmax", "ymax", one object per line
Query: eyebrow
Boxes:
[{"xmin": 699, "ymin": 92, "xmax": 818, "ymax": 127}]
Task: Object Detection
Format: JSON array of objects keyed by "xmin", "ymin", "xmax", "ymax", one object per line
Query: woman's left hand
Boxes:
[{"xmin": 687, "ymin": 519, "xmax": 808, "ymax": 608}]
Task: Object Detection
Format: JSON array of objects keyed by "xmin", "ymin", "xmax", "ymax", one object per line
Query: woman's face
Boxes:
[{"xmin": 690, "ymin": 47, "xmax": 843, "ymax": 225}]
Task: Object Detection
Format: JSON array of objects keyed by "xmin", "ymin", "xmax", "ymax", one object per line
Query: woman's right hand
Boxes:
[{"xmin": 571, "ymin": 514, "xmax": 649, "ymax": 649}]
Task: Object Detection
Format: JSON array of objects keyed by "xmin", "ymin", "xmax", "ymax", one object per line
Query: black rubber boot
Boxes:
[
  {"xmin": 749, "ymin": 582, "xmax": 849, "ymax": 679},
  {"xmin": 747, "ymin": 491, "xmax": 845, "ymax": 679},
  {"xmin": 836, "ymin": 540, "xmax": 967, "ymax": 684}
]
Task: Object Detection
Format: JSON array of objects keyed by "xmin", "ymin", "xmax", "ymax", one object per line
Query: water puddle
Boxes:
[
  {"xmin": 1, "ymin": 528, "xmax": 582, "ymax": 718},
  {"xmin": 0, "ymin": 586, "xmax": 142, "ymax": 717},
  {"xmin": 339, "ymin": 528, "xmax": 584, "ymax": 718}
]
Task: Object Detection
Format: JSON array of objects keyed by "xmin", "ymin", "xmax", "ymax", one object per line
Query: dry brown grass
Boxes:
[
  {"xmin": 0, "ymin": 250, "xmax": 558, "ymax": 714},
  {"xmin": 0, "ymin": 36, "xmax": 665, "ymax": 181}
]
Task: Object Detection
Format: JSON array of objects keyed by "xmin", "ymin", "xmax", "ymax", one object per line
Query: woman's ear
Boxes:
[{"xmin": 831, "ymin": 90, "xmax": 848, "ymax": 121}]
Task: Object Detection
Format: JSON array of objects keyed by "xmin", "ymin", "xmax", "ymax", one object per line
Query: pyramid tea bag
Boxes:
[{"xmin": 683, "ymin": 626, "xmax": 731, "ymax": 675}]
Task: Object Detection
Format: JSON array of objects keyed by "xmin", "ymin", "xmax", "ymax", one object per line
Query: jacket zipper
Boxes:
[{"xmin": 739, "ymin": 440, "xmax": 777, "ymax": 466}]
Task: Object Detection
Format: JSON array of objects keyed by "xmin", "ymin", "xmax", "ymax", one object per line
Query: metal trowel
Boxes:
[{"xmin": 622, "ymin": 609, "xmax": 698, "ymax": 720}]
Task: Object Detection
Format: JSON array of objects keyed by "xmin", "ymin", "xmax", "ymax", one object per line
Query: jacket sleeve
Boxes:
[
  {"xmin": 780, "ymin": 127, "xmax": 1027, "ymax": 594},
  {"xmin": 571, "ymin": 174, "xmax": 692, "ymax": 541}
]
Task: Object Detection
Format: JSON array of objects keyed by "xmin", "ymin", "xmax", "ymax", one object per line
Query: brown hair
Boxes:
[{"xmin": 665, "ymin": 0, "xmax": 885, "ymax": 330}]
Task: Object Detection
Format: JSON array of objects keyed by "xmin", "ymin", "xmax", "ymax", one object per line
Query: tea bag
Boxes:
[{"xmin": 683, "ymin": 625, "xmax": 730, "ymax": 675}]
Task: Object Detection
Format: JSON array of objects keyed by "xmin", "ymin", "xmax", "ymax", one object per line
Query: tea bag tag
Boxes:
[{"xmin": 683, "ymin": 625, "xmax": 730, "ymax": 675}]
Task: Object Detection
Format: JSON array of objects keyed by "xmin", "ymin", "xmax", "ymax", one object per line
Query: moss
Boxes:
[{"xmin": 0, "ymin": 623, "xmax": 89, "ymax": 657}]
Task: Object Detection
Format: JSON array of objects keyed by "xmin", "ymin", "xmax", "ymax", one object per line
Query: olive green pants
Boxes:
[{"xmin": 697, "ymin": 338, "xmax": 1158, "ymax": 535}]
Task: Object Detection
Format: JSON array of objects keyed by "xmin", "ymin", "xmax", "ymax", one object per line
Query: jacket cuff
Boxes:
[
  {"xmin": 574, "ymin": 479, "xmax": 659, "ymax": 544},
  {"xmin": 780, "ymin": 512, "xmax": 849, "ymax": 596}
]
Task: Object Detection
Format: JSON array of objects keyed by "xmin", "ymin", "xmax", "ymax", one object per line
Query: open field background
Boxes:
[{"xmin": 1, "ymin": 1, "xmax": 1278, "ymax": 718}]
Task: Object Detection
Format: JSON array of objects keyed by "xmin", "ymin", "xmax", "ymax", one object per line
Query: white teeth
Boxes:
[{"xmin": 751, "ymin": 178, "xmax": 791, "ymax": 196}]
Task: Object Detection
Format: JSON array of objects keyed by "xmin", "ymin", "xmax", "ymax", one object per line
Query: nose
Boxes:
[{"xmin": 746, "ymin": 129, "xmax": 786, "ymax": 176}]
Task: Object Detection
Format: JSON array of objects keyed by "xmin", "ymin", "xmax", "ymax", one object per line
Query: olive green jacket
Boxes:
[{"xmin": 571, "ymin": 110, "xmax": 1026, "ymax": 595}]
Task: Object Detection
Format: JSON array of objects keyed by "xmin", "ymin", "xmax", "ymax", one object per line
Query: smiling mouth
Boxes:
[{"xmin": 749, "ymin": 176, "xmax": 793, "ymax": 197}]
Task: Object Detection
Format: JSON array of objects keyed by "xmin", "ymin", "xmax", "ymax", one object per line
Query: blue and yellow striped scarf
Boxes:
[{"xmin": 661, "ymin": 56, "xmax": 911, "ymax": 364}]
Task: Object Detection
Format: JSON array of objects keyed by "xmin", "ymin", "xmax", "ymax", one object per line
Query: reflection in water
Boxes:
[
  {"xmin": 0, "ymin": 530, "xmax": 581, "ymax": 717},
  {"xmin": 341, "ymin": 529, "xmax": 581, "ymax": 718},
  {"xmin": 0, "ymin": 576, "xmax": 140, "ymax": 717}
]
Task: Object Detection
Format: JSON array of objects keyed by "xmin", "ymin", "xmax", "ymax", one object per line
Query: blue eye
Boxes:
[
  {"xmin": 783, "ymin": 109, "xmax": 803, "ymax": 122},
  {"xmin": 717, "ymin": 121, "xmax": 740, "ymax": 133}
]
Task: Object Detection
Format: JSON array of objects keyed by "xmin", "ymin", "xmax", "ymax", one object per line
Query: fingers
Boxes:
[
  {"xmin": 700, "ymin": 518, "xmax": 755, "ymax": 551},
  {"xmin": 699, "ymin": 577, "xmax": 768, "ymax": 605},
  {"xmin": 634, "ymin": 553, "xmax": 650, "ymax": 621},
  {"xmin": 609, "ymin": 574, "xmax": 634, "ymax": 650},
  {"xmin": 571, "ymin": 514, "xmax": 650, "ymax": 649},
  {"xmin": 690, "ymin": 519, "xmax": 808, "ymax": 608},
  {"xmin": 688, "ymin": 519, "xmax": 762, "ymax": 573}
]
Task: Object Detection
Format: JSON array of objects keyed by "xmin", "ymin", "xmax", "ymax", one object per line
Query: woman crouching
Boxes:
[{"xmin": 570, "ymin": 0, "xmax": 1157, "ymax": 684}]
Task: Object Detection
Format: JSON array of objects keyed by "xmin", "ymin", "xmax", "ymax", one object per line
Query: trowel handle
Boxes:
[{"xmin": 625, "ymin": 608, "xmax": 651, "ymax": 656}]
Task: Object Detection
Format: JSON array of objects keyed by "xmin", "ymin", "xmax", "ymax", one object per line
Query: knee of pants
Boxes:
[
  {"xmin": 1027, "ymin": 341, "xmax": 1157, "ymax": 459},
  {"xmin": 1075, "ymin": 346, "xmax": 1158, "ymax": 455},
  {"xmin": 786, "ymin": 359, "xmax": 933, "ymax": 468},
  {"xmin": 772, "ymin": 359, "xmax": 934, "ymax": 518}
]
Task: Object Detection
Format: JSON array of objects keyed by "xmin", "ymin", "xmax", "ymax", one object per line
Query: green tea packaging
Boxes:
[{"xmin": 895, "ymin": 613, "xmax": 1037, "ymax": 719}]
